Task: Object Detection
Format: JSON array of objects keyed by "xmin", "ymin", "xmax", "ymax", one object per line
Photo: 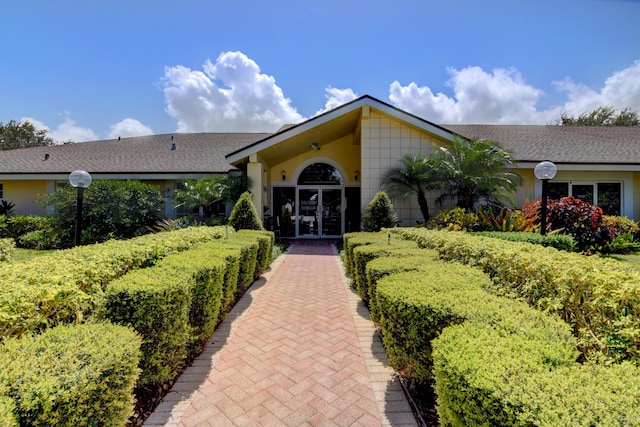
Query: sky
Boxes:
[{"xmin": 2, "ymin": 0, "xmax": 640, "ymax": 142}]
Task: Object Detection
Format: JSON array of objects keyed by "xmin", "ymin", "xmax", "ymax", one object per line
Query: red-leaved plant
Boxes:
[{"xmin": 523, "ymin": 196, "xmax": 616, "ymax": 251}]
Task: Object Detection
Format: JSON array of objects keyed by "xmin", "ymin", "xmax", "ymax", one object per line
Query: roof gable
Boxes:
[{"xmin": 225, "ymin": 95, "xmax": 459, "ymax": 164}]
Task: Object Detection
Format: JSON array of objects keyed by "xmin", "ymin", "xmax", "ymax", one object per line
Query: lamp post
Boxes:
[
  {"xmin": 69, "ymin": 170, "xmax": 92, "ymax": 246},
  {"xmin": 534, "ymin": 161, "xmax": 557, "ymax": 235}
]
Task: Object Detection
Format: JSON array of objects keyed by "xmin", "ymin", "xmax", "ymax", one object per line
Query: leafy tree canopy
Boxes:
[
  {"xmin": 0, "ymin": 120, "xmax": 55, "ymax": 150},
  {"xmin": 560, "ymin": 106, "xmax": 639, "ymax": 126}
]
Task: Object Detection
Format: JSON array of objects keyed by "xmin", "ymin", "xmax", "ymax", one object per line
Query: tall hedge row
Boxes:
[{"xmin": 343, "ymin": 230, "xmax": 640, "ymax": 426}]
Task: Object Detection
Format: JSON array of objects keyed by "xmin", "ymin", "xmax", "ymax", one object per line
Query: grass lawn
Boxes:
[
  {"xmin": 12, "ymin": 248, "xmax": 56, "ymax": 262},
  {"xmin": 604, "ymin": 252, "xmax": 640, "ymax": 270}
]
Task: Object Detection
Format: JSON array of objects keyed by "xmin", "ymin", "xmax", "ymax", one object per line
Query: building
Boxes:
[{"xmin": 1, "ymin": 95, "xmax": 639, "ymax": 238}]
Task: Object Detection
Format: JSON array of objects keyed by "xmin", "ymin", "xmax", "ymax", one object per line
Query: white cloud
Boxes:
[
  {"xmin": 107, "ymin": 118, "xmax": 153, "ymax": 139},
  {"xmin": 389, "ymin": 66, "xmax": 559, "ymax": 124},
  {"xmin": 163, "ymin": 51, "xmax": 304, "ymax": 132},
  {"xmin": 555, "ymin": 60, "xmax": 640, "ymax": 115},
  {"xmin": 315, "ymin": 87, "xmax": 359, "ymax": 115},
  {"xmin": 388, "ymin": 61, "xmax": 640, "ymax": 125},
  {"xmin": 21, "ymin": 115, "xmax": 98, "ymax": 143}
]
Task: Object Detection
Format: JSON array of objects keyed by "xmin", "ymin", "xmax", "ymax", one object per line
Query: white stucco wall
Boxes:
[{"xmin": 360, "ymin": 111, "xmax": 447, "ymax": 226}]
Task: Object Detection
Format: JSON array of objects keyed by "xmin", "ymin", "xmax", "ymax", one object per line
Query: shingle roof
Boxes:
[
  {"xmin": 0, "ymin": 133, "xmax": 270, "ymax": 174},
  {"xmin": 443, "ymin": 125, "xmax": 640, "ymax": 164}
]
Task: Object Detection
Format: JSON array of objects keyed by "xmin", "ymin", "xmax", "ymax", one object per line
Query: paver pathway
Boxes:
[{"xmin": 144, "ymin": 240, "xmax": 418, "ymax": 426}]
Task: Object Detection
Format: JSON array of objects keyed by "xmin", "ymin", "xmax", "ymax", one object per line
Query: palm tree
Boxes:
[
  {"xmin": 174, "ymin": 175, "xmax": 248, "ymax": 217},
  {"xmin": 382, "ymin": 151, "xmax": 441, "ymax": 223},
  {"xmin": 434, "ymin": 138, "xmax": 522, "ymax": 211}
]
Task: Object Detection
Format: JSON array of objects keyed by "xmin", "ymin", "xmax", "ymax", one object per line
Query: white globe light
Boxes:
[
  {"xmin": 534, "ymin": 161, "xmax": 557, "ymax": 180},
  {"xmin": 69, "ymin": 170, "xmax": 92, "ymax": 188}
]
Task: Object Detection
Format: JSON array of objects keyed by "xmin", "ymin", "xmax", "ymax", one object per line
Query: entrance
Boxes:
[
  {"xmin": 297, "ymin": 187, "xmax": 343, "ymax": 238},
  {"xmin": 271, "ymin": 162, "xmax": 357, "ymax": 239}
]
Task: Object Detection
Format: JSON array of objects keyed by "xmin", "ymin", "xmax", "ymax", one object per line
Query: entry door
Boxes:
[{"xmin": 296, "ymin": 187, "xmax": 343, "ymax": 238}]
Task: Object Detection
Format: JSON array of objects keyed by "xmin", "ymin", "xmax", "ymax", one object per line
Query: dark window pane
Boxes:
[
  {"xmin": 597, "ymin": 183, "xmax": 621, "ymax": 216},
  {"xmin": 297, "ymin": 163, "xmax": 343, "ymax": 185},
  {"xmin": 272, "ymin": 187, "xmax": 295, "ymax": 237},
  {"xmin": 548, "ymin": 182, "xmax": 569, "ymax": 200},
  {"xmin": 572, "ymin": 184, "xmax": 594, "ymax": 205}
]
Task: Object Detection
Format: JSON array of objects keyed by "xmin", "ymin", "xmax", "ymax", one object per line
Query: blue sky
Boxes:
[{"xmin": 2, "ymin": 0, "xmax": 639, "ymax": 142}]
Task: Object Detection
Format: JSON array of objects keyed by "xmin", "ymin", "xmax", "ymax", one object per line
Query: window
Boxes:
[
  {"xmin": 547, "ymin": 182, "xmax": 621, "ymax": 215},
  {"xmin": 0, "ymin": 183, "xmax": 3, "ymax": 199}
]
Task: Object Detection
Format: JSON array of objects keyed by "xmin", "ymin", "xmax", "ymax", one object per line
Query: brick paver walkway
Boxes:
[{"xmin": 144, "ymin": 240, "xmax": 417, "ymax": 426}]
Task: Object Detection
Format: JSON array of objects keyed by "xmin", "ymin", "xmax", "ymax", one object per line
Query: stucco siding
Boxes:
[
  {"xmin": 361, "ymin": 111, "xmax": 447, "ymax": 226},
  {"xmin": 2, "ymin": 180, "xmax": 48, "ymax": 215}
]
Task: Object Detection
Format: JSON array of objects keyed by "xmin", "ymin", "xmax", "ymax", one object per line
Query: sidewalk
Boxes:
[{"xmin": 144, "ymin": 240, "xmax": 418, "ymax": 427}]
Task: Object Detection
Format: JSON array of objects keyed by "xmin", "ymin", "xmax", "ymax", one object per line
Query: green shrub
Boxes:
[
  {"xmin": 0, "ymin": 238, "xmax": 14, "ymax": 262},
  {"xmin": 237, "ymin": 229, "xmax": 275, "ymax": 277},
  {"xmin": 38, "ymin": 180, "xmax": 166, "ymax": 247},
  {"xmin": 361, "ymin": 191, "xmax": 397, "ymax": 232},
  {"xmin": 228, "ymin": 192, "xmax": 264, "ymax": 231},
  {"xmin": 365, "ymin": 252, "xmax": 437, "ymax": 323},
  {"xmin": 155, "ymin": 243, "xmax": 227, "ymax": 356},
  {"xmin": 221, "ymin": 238, "xmax": 259, "ymax": 296},
  {"xmin": 476, "ymin": 206, "xmax": 536, "ymax": 232},
  {"xmin": 342, "ymin": 232, "xmax": 390, "ymax": 277},
  {"xmin": 433, "ymin": 322, "xmax": 640, "ymax": 426},
  {"xmin": 376, "ymin": 264, "xmax": 575, "ymax": 383},
  {"xmin": 395, "ymin": 228, "xmax": 640, "ymax": 363},
  {"xmin": 0, "ymin": 215, "xmax": 53, "ymax": 240},
  {"xmin": 429, "ymin": 207, "xmax": 479, "ymax": 231},
  {"xmin": 0, "ymin": 226, "xmax": 226, "ymax": 340},
  {"xmin": 0, "ymin": 322, "xmax": 141, "ymax": 426},
  {"xmin": 101, "ymin": 266, "xmax": 192, "ymax": 386},
  {"xmin": 351, "ymin": 239, "xmax": 419, "ymax": 302},
  {"xmin": 474, "ymin": 231, "xmax": 577, "ymax": 252}
]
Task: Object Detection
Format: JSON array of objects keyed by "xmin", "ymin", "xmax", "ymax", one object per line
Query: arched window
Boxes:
[{"xmin": 297, "ymin": 163, "xmax": 343, "ymax": 185}]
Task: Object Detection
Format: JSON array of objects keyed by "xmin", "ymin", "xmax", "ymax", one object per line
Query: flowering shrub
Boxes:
[{"xmin": 524, "ymin": 196, "xmax": 615, "ymax": 251}]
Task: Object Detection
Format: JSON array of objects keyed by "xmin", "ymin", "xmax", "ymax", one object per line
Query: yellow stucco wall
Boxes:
[
  {"xmin": 270, "ymin": 134, "xmax": 360, "ymax": 185},
  {"xmin": 2, "ymin": 180, "xmax": 48, "ymax": 215}
]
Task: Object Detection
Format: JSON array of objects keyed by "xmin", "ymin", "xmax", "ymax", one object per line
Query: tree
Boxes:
[
  {"xmin": 382, "ymin": 151, "xmax": 441, "ymax": 223},
  {"xmin": 0, "ymin": 120, "xmax": 55, "ymax": 150},
  {"xmin": 434, "ymin": 138, "xmax": 522, "ymax": 211},
  {"xmin": 362, "ymin": 191, "xmax": 397, "ymax": 232},
  {"xmin": 560, "ymin": 106, "xmax": 640, "ymax": 126},
  {"xmin": 39, "ymin": 180, "xmax": 165, "ymax": 246},
  {"xmin": 174, "ymin": 175, "xmax": 249, "ymax": 217},
  {"xmin": 228, "ymin": 192, "xmax": 264, "ymax": 231}
]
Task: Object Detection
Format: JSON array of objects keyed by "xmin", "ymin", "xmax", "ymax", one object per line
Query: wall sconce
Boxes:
[
  {"xmin": 310, "ymin": 142, "xmax": 320, "ymax": 151},
  {"xmin": 354, "ymin": 170, "xmax": 359, "ymax": 181},
  {"xmin": 281, "ymin": 170, "xmax": 286, "ymax": 181}
]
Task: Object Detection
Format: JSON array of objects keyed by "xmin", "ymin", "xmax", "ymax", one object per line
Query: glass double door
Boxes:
[{"xmin": 297, "ymin": 187, "xmax": 342, "ymax": 238}]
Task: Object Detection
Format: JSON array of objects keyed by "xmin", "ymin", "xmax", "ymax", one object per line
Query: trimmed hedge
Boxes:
[
  {"xmin": 395, "ymin": 228, "xmax": 640, "ymax": 363},
  {"xmin": 474, "ymin": 230, "xmax": 577, "ymax": 252},
  {"xmin": 0, "ymin": 322, "xmax": 141, "ymax": 426},
  {"xmin": 365, "ymin": 253, "xmax": 437, "ymax": 323},
  {"xmin": 0, "ymin": 226, "xmax": 227, "ymax": 339},
  {"xmin": 154, "ymin": 243, "xmax": 227, "ymax": 355},
  {"xmin": 101, "ymin": 266, "xmax": 192, "ymax": 386},
  {"xmin": 376, "ymin": 264, "xmax": 575, "ymax": 383},
  {"xmin": 434, "ymin": 322, "xmax": 640, "ymax": 426},
  {"xmin": 98, "ymin": 230, "xmax": 271, "ymax": 387},
  {"xmin": 345, "ymin": 230, "xmax": 640, "ymax": 425},
  {"xmin": 351, "ymin": 239, "xmax": 419, "ymax": 302},
  {"xmin": 237, "ymin": 229, "xmax": 274, "ymax": 278}
]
